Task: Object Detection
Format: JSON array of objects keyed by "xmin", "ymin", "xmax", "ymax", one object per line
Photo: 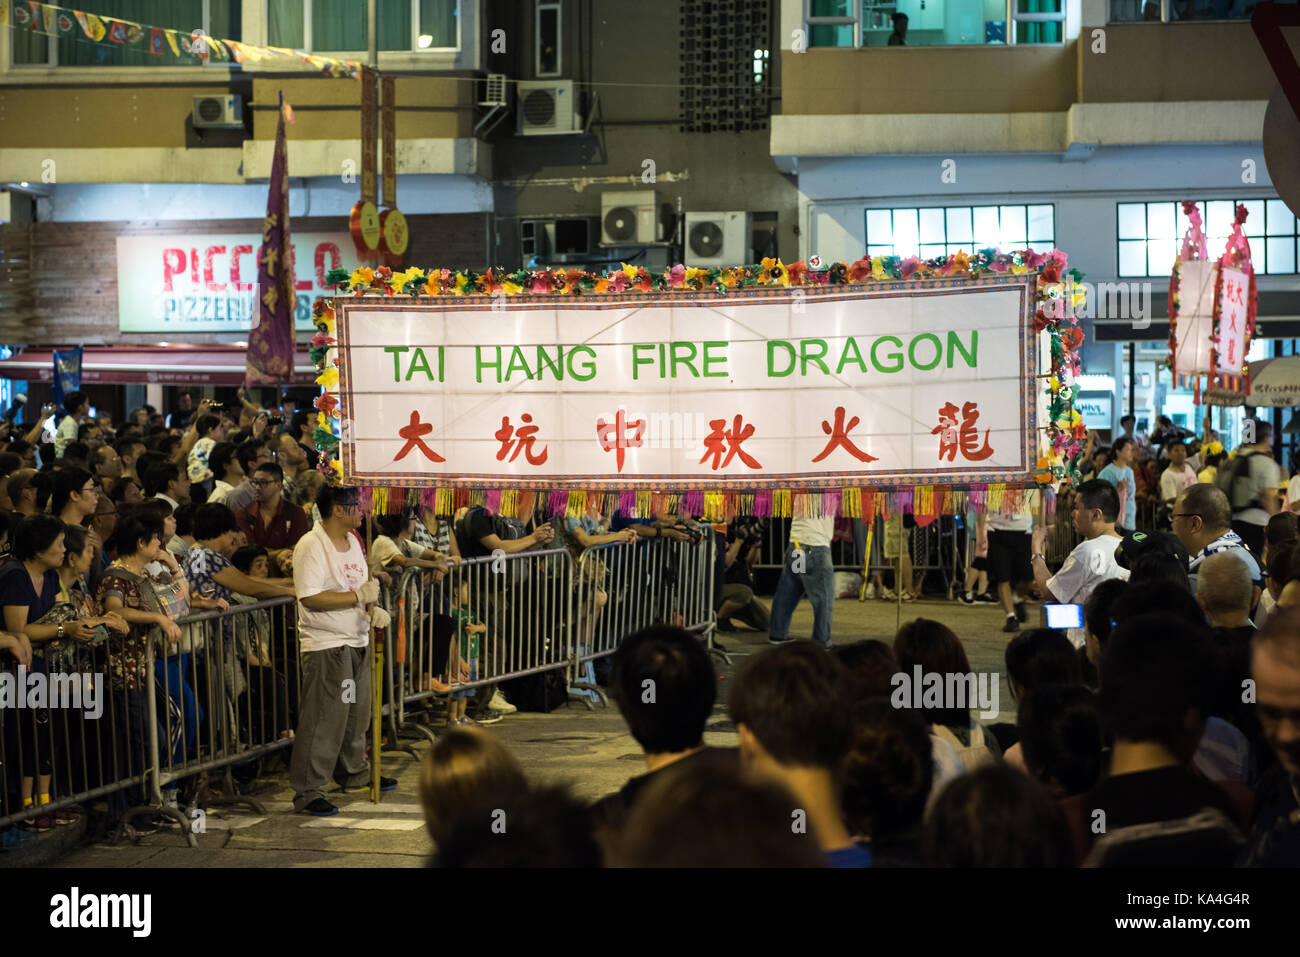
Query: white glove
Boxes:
[
  {"xmin": 356, "ymin": 579, "xmax": 381, "ymax": 606},
  {"xmin": 368, "ymin": 605, "xmax": 391, "ymax": 629}
]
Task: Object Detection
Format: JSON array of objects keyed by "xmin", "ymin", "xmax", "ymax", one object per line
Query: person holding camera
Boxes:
[{"xmin": 716, "ymin": 518, "xmax": 770, "ymax": 634}]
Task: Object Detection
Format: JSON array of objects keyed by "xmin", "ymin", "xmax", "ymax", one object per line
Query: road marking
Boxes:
[{"xmin": 300, "ymin": 817, "xmax": 425, "ymax": 830}]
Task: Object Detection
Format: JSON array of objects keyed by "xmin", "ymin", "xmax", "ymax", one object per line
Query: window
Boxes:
[
  {"xmin": 12, "ymin": 0, "xmax": 239, "ymax": 67},
  {"xmin": 1116, "ymin": 199, "xmax": 1296, "ymax": 277},
  {"xmin": 267, "ymin": 0, "xmax": 458, "ymax": 53},
  {"xmin": 535, "ymin": 1, "xmax": 561, "ymax": 77},
  {"xmin": 864, "ymin": 204, "xmax": 1055, "ymax": 257},
  {"xmin": 1108, "ymin": 0, "xmax": 1287, "ymax": 24},
  {"xmin": 804, "ymin": 0, "xmax": 1063, "ymax": 48}
]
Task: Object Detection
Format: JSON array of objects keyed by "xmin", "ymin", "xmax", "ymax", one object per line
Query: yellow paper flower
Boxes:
[
  {"xmin": 1011, "ymin": 263, "xmax": 1029, "ymax": 275},
  {"xmin": 453, "ymin": 272, "xmax": 469, "ymax": 295},
  {"xmin": 316, "ymin": 367, "xmax": 339, "ymax": 388},
  {"xmin": 622, "ymin": 262, "xmax": 638, "ymax": 281},
  {"xmin": 870, "ymin": 256, "xmax": 886, "ymax": 279},
  {"xmin": 349, "ymin": 266, "xmax": 374, "ymax": 288},
  {"xmin": 502, "ymin": 279, "xmax": 523, "ymax": 296},
  {"xmin": 952, "ymin": 250, "xmax": 970, "ymax": 272},
  {"xmin": 720, "ymin": 268, "xmax": 739, "ymax": 288},
  {"xmin": 422, "ymin": 274, "xmax": 441, "ymax": 296},
  {"xmin": 1050, "ymin": 376, "xmax": 1060, "ymax": 392},
  {"xmin": 594, "ymin": 277, "xmax": 609, "ymax": 294},
  {"xmin": 317, "ymin": 313, "xmax": 336, "ymax": 335},
  {"xmin": 685, "ymin": 267, "xmax": 707, "ymax": 284},
  {"xmin": 330, "ymin": 459, "xmax": 344, "ymax": 481},
  {"xmin": 391, "ymin": 267, "xmax": 424, "ymax": 293}
]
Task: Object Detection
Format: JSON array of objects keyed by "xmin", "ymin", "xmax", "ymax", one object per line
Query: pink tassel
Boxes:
[
  {"xmin": 620, "ymin": 490, "xmax": 635, "ymax": 515},
  {"xmin": 360, "ymin": 487, "xmax": 373, "ymax": 515},
  {"xmin": 484, "ymin": 489, "xmax": 501, "ymax": 514},
  {"xmin": 754, "ymin": 490, "xmax": 771, "ymax": 516}
]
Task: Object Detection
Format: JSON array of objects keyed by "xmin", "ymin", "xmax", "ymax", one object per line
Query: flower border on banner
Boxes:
[{"xmin": 309, "ymin": 250, "xmax": 1084, "ymax": 519}]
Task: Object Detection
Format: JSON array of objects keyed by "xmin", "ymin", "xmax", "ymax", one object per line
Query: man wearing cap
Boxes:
[{"xmin": 1171, "ymin": 483, "xmax": 1262, "ymax": 605}]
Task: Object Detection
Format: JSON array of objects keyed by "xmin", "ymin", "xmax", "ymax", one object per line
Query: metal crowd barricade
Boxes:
[
  {"xmin": 0, "ymin": 629, "xmax": 156, "ymax": 835},
  {"xmin": 135, "ymin": 597, "xmax": 298, "ymax": 844},
  {"xmin": 569, "ymin": 531, "xmax": 717, "ymax": 704},
  {"xmin": 383, "ymin": 548, "xmax": 574, "ymax": 728}
]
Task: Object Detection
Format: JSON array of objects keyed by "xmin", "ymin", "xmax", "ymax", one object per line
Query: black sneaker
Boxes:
[
  {"xmin": 767, "ymin": 635, "xmax": 793, "ymax": 645},
  {"xmin": 975, "ymin": 592, "xmax": 998, "ymax": 604},
  {"xmin": 959, "ymin": 591, "xmax": 975, "ymax": 605},
  {"xmin": 1014, "ymin": 600, "xmax": 1028, "ymax": 623},
  {"xmin": 300, "ymin": 798, "xmax": 339, "ymax": 817},
  {"xmin": 470, "ymin": 708, "xmax": 505, "ymax": 725},
  {"xmin": 1002, "ymin": 615, "xmax": 1019, "ymax": 634}
]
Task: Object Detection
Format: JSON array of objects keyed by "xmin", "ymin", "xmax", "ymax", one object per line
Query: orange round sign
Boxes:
[
  {"xmin": 379, "ymin": 208, "xmax": 409, "ymax": 257},
  {"xmin": 349, "ymin": 200, "xmax": 381, "ymax": 253}
]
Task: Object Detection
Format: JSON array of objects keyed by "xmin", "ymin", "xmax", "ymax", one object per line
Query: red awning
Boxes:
[{"xmin": 0, "ymin": 346, "xmax": 318, "ymax": 387}]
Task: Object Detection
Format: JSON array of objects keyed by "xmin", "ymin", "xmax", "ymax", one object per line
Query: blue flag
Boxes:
[{"xmin": 53, "ymin": 346, "xmax": 83, "ymax": 410}]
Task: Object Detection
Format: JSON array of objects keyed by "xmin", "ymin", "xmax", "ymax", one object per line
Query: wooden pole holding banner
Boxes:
[{"xmin": 368, "ymin": 511, "xmax": 381, "ymax": 803}]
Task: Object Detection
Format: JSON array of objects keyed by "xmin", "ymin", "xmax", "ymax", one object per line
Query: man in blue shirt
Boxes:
[{"xmin": 730, "ymin": 642, "xmax": 872, "ymax": 867}]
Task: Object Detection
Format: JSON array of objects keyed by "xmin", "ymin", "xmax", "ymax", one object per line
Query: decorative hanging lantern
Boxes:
[
  {"xmin": 1169, "ymin": 201, "xmax": 1216, "ymax": 402},
  {"xmin": 1212, "ymin": 203, "xmax": 1257, "ymax": 395}
]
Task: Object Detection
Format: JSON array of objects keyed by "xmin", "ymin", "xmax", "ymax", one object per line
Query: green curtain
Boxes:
[
  {"xmin": 11, "ymin": 0, "xmax": 238, "ymax": 66},
  {"xmin": 310, "ymin": 0, "xmax": 413, "ymax": 52},
  {"xmin": 269, "ymin": 0, "xmax": 306, "ymax": 48},
  {"xmin": 1017, "ymin": 0, "xmax": 1062, "ymax": 43},
  {"xmin": 420, "ymin": 0, "xmax": 456, "ymax": 47}
]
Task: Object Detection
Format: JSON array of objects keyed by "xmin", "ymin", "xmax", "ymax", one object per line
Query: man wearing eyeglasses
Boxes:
[
  {"xmin": 1171, "ymin": 483, "xmax": 1262, "ymax": 602},
  {"xmin": 235, "ymin": 462, "xmax": 309, "ymax": 577}
]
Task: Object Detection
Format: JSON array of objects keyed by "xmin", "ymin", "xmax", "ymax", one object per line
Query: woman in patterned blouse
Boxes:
[{"xmin": 96, "ymin": 511, "xmax": 182, "ymax": 829}]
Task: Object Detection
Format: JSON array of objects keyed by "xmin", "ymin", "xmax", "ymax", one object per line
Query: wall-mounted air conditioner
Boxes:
[
  {"xmin": 192, "ymin": 94, "xmax": 243, "ymax": 129},
  {"xmin": 516, "ymin": 80, "xmax": 581, "ymax": 135},
  {"xmin": 600, "ymin": 191, "xmax": 662, "ymax": 246},
  {"xmin": 684, "ymin": 211, "xmax": 750, "ymax": 266}
]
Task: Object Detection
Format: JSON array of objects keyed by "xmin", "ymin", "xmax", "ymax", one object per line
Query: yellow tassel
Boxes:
[
  {"xmin": 989, "ymin": 483, "xmax": 1006, "ymax": 512},
  {"xmin": 374, "ymin": 487, "xmax": 388, "ymax": 514},
  {"xmin": 568, "ymin": 490, "xmax": 586, "ymax": 517},
  {"xmin": 636, "ymin": 490, "xmax": 651, "ymax": 517}
]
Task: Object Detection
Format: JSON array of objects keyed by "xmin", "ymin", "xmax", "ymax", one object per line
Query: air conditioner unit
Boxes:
[
  {"xmin": 192, "ymin": 94, "xmax": 243, "ymax": 129},
  {"xmin": 600, "ymin": 191, "xmax": 661, "ymax": 246},
  {"xmin": 516, "ymin": 80, "xmax": 581, "ymax": 135},
  {"xmin": 684, "ymin": 211, "xmax": 750, "ymax": 267}
]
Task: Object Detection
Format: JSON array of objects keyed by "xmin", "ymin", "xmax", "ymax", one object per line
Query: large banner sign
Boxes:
[
  {"xmin": 333, "ymin": 275, "xmax": 1039, "ymax": 491},
  {"xmin": 116, "ymin": 232, "xmax": 359, "ymax": 333}
]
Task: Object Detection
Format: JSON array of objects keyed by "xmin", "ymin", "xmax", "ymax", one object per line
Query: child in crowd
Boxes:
[{"xmin": 448, "ymin": 578, "xmax": 488, "ymax": 727}]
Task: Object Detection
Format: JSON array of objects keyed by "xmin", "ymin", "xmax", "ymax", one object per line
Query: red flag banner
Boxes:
[{"xmin": 246, "ymin": 95, "xmax": 298, "ymax": 387}]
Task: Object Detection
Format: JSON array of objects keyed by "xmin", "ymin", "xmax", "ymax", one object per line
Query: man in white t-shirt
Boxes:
[
  {"xmin": 1158, "ymin": 440, "xmax": 1199, "ymax": 508},
  {"xmin": 768, "ymin": 515, "xmax": 836, "ymax": 648},
  {"xmin": 289, "ymin": 485, "xmax": 394, "ymax": 816},
  {"xmin": 1030, "ymin": 479, "xmax": 1129, "ymax": 649}
]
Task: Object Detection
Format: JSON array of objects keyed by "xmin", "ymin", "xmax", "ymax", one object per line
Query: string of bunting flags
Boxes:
[
  {"xmin": 306, "ymin": 249, "xmax": 1087, "ymax": 522},
  {"xmin": 0, "ymin": 0, "xmax": 361, "ymax": 78}
]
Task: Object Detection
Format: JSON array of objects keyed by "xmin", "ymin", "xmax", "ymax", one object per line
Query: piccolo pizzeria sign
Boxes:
[
  {"xmin": 331, "ymin": 274, "xmax": 1042, "ymax": 491},
  {"xmin": 116, "ymin": 232, "xmax": 362, "ymax": 333}
]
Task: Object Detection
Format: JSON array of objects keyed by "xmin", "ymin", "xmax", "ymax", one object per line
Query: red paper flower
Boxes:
[
  {"xmin": 787, "ymin": 261, "xmax": 808, "ymax": 285},
  {"xmin": 315, "ymin": 394, "xmax": 339, "ymax": 416},
  {"xmin": 1040, "ymin": 261, "xmax": 1061, "ymax": 283},
  {"xmin": 847, "ymin": 258, "xmax": 872, "ymax": 282}
]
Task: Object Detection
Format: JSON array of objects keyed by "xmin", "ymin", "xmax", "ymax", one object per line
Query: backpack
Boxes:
[
  {"xmin": 455, "ymin": 505, "xmax": 531, "ymax": 585},
  {"xmin": 1215, "ymin": 452, "xmax": 1260, "ymax": 511}
]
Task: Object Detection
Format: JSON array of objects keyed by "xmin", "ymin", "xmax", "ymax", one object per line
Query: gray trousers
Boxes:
[{"xmin": 290, "ymin": 644, "xmax": 372, "ymax": 809}]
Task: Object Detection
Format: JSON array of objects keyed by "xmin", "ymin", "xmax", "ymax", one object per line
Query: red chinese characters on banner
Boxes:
[
  {"xmin": 394, "ymin": 410, "xmax": 446, "ymax": 463},
  {"xmin": 495, "ymin": 414, "xmax": 549, "ymax": 465},
  {"xmin": 811, "ymin": 406, "xmax": 878, "ymax": 464},
  {"xmin": 700, "ymin": 415, "xmax": 763, "ymax": 471},
  {"xmin": 596, "ymin": 409, "xmax": 646, "ymax": 472},
  {"xmin": 932, "ymin": 401, "xmax": 992, "ymax": 462}
]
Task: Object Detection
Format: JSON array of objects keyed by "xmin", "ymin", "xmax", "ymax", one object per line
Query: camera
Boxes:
[{"xmin": 266, "ymin": 415, "xmax": 284, "ymax": 427}]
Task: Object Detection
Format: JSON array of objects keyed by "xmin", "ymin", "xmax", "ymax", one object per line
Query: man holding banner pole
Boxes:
[{"xmin": 290, "ymin": 484, "xmax": 393, "ymax": 815}]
